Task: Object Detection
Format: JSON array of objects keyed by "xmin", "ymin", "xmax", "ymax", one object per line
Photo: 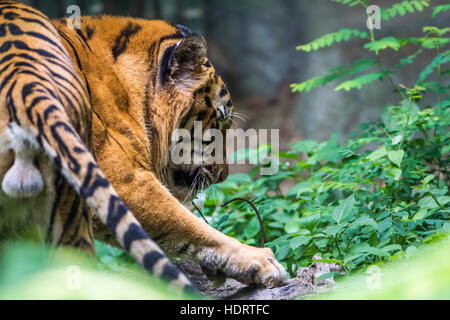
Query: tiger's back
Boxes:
[{"xmin": 0, "ymin": 0, "xmax": 195, "ymax": 293}]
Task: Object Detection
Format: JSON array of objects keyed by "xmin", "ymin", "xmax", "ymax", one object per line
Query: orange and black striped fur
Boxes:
[
  {"xmin": 1, "ymin": 1, "xmax": 287, "ymax": 290},
  {"xmin": 0, "ymin": 1, "xmax": 194, "ymax": 293}
]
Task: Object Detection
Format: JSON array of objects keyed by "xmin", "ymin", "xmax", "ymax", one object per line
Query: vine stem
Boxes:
[
  {"xmin": 428, "ymin": 192, "xmax": 443, "ymax": 209},
  {"xmin": 221, "ymin": 198, "xmax": 266, "ymax": 248},
  {"xmin": 363, "ymin": 0, "xmax": 406, "ymax": 101},
  {"xmin": 398, "ymin": 94, "xmax": 412, "ymax": 151},
  {"xmin": 435, "ymin": 39, "xmax": 441, "ymax": 105}
]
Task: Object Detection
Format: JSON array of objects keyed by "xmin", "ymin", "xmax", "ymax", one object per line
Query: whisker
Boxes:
[
  {"xmin": 210, "ymin": 184, "xmax": 219, "ymax": 205},
  {"xmin": 233, "ymin": 112, "xmax": 249, "ymax": 120},
  {"xmin": 184, "ymin": 170, "xmax": 201, "ymax": 203}
]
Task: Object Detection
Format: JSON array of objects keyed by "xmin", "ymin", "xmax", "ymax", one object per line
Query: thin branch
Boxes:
[{"xmin": 222, "ymin": 198, "xmax": 266, "ymax": 248}]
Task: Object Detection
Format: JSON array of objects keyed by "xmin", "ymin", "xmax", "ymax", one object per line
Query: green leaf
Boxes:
[
  {"xmin": 381, "ymin": 1, "xmax": 431, "ymax": 21},
  {"xmin": 291, "ymin": 140, "xmax": 318, "ymax": 153},
  {"xmin": 291, "ymin": 59, "xmax": 375, "ymax": 93},
  {"xmin": 276, "ymin": 246, "xmax": 290, "ymax": 261},
  {"xmin": 297, "ymin": 29, "xmax": 367, "ymax": 52},
  {"xmin": 381, "ymin": 103, "xmax": 420, "ymax": 132},
  {"xmin": 364, "ymin": 37, "xmax": 401, "ymax": 54},
  {"xmin": 311, "ymin": 258, "xmax": 344, "ymax": 266},
  {"xmin": 349, "ymin": 216, "xmax": 378, "ymax": 231},
  {"xmin": 367, "ymin": 146, "xmax": 387, "ymax": 161},
  {"xmin": 244, "ymin": 216, "xmax": 261, "ymax": 238},
  {"xmin": 316, "ymin": 272, "xmax": 340, "ymax": 281},
  {"xmin": 378, "ymin": 216, "xmax": 392, "ymax": 233},
  {"xmin": 388, "ymin": 150, "xmax": 405, "ymax": 167},
  {"xmin": 332, "ymin": 195, "xmax": 356, "ymax": 223},
  {"xmin": 413, "ymin": 208, "xmax": 430, "ymax": 221},
  {"xmin": 432, "ymin": 4, "xmax": 450, "ymax": 18},
  {"xmin": 419, "ymin": 196, "xmax": 450, "ymax": 209},
  {"xmin": 284, "ymin": 219, "xmax": 301, "ymax": 234},
  {"xmin": 387, "ymin": 168, "xmax": 402, "ymax": 181},
  {"xmin": 335, "ymin": 72, "xmax": 384, "ymax": 91},
  {"xmin": 324, "ymin": 223, "xmax": 348, "ymax": 236},
  {"xmin": 287, "ymin": 181, "xmax": 314, "ymax": 198},
  {"xmin": 381, "ymin": 244, "xmax": 402, "ymax": 253},
  {"xmin": 289, "ymin": 236, "xmax": 310, "ymax": 250},
  {"xmin": 418, "ymin": 50, "xmax": 450, "ymax": 83},
  {"xmin": 422, "ymin": 174, "xmax": 435, "ymax": 185}
]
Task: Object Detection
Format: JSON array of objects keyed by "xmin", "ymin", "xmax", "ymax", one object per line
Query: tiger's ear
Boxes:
[
  {"xmin": 160, "ymin": 34, "xmax": 208, "ymax": 89},
  {"xmin": 173, "ymin": 34, "xmax": 208, "ymax": 85}
]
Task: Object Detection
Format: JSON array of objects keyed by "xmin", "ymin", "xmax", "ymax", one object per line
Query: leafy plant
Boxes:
[{"xmin": 197, "ymin": 0, "xmax": 449, "ymax": 278}]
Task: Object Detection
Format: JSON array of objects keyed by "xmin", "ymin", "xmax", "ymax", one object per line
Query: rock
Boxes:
[{"xmin": 176, "ymin": 255, "xmax": 341, "ymax": 300}]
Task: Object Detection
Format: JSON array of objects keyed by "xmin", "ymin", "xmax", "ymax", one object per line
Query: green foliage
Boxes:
[
  {"xmin": 432, "ymin": 4, "xmax": 450, "ymax": 18},
  {"xmin": 418, "ymin": 50, "xmax": 450, "ymax": 82},
  {"xmin": 199, "ymin": 0, "xmax": 450, "ymax": 280},
  {"xmin": 381, "ymin": 0, "xmax": 431, "ymax": 21},
  {"xmin": 290, "ymin": 0, "xmax": 449, "ymax": 94},
  {"xmin": 331, "ymin": 0, "xmax": 364, "ymax": 7},
  {"xmin": 363, "ymin": 37, "xmax": 401, "ymax": 54},
  {"xmin": 334, "ymin": 72, "xmax": 384, "ymax": 91},
  {"xmin": 291, "ymin": 59, "xmax": 375, "ymax": 93},
  {"xmin": 198, "ymin": 88, "xmax": 449, "ymax": 276},
  {"xmin": 316, "ymin": 239, "xmax": 450, "ymax": 299},
  {"xmin": 0, "ymin": 241, "xmax": 196, "ymax": 299},
  {"xmin": 296, "ymin": 29, "xmax": 368, "ymax": 52}
]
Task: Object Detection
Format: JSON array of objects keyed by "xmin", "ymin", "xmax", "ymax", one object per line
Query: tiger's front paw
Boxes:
[
  {"xmin": 198, "ymin": 243, "xmax": 287, "ymax": 288},
  {"xmin": 224, "ymin": 245, "xmax": 287, "ymax": 288}
]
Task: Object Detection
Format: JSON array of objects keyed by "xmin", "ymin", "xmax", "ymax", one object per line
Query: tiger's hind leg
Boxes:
[{"xmin": 46, "ymin": 173, "xmax": 95, "ymax": 256}]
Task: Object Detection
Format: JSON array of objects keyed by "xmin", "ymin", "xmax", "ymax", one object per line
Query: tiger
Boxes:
[
  {"xmin": 0, "ymin": 0, "xmax": 195, "ymax": 294},
  {"xmin": 0, "ymin": 0, "xmax": 287, "ymax": 292}
]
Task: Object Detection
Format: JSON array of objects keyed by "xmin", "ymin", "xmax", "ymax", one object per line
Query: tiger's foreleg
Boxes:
[{"xmin": 96, "ymin": 167, "xmax": 287, "ymax": 289}]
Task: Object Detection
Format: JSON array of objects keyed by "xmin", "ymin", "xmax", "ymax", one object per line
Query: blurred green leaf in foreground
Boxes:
[
  {"xmin": 316, "ymin": 238, "xmax": 450, "ymax": 299},
  {"xmin": 0, "ymin": 241, "xmax": 195, "ymax": 300}
]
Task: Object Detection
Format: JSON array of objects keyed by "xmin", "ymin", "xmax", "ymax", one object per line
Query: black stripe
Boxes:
[
  {"xmin": 80, "ymin": 162, "xmax": 110, "ymax": 198},
  {"xmin": 45, "ymin": 173, "xmax": 65, "ymax": 242},
  {"xmin": 58, "ymin": 31, "xmax": 83, "ymax": 70},
  {"xmin": 18, "ymin": 16, "xmax": 57, "ymax": 36},
  {"xmin": 123, "ymin": 223, "xmax": 150, "ymax": 251},
  {"xmin": 4, "ymin": 23, "xmax": 70, "ymax": 59},
  {"xmin": 0, "ymin": 4, "xmax": 52, "ymax": 21},
  {"xmin": 57, "ymin": 195, "xmax": 81, "ymax": 245},
  {"xmin": 75, "ymin": 28, "xmax": 92, "ymax": 52},
  {"xmin": 162, "ymin": 263, "xmax": 181, "ymax": 281},
  {"xmin": 6, "ymin": 80, "xmax": 19, "ymax": 124},
  {"xmin": 85, "ymin": 25, "xmax": 95, "ymax": 40},
  {"xmin": 219, "ymin": 87, "xmax": 228, "ymax": 97},
  {"xmin": 204, "ymin": 96, "xmax": 213, "ymax": 108},
  {"xmin": 105, "ymin": 195, "xmax": 128, "ymax": 233},
  {"xmin": 27, "ymin": 96, "xmax": 51, "ymax": 123},
  {"xmin": 50, "ymin": 121, "xmax": 82, "ymax": 174},
  {"xmin": 159, "ymin": 44, "xmax": 177, "ymax": 85},
  {"xmin": 143, "ymin": 251, "xmax": 165, "ymax": 271},
  {"xmin": 147, "ymin": 42, "xmax": 156, "ymax": 66},
  {"xmin": 112, "ymin": 22, "xmax": 142, "ymax": 62},
  {"xmin": 0, "ymin": 52, "xmax": 86, "ymax": 96},
  {"xmin": 157, "ymin": 33, "xmax": 183, "ymax": 48}
]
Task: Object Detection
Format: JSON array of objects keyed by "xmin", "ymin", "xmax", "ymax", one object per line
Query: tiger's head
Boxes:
[{"xmin": 149, "ymin": 25, "xmax": 234, "ymax": 201}]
